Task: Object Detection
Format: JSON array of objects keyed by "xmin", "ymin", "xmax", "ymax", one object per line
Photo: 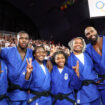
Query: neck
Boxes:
[
  {"xmin": 58, "ymin": 66, "xmax": 64, "ymax": 69},
  {"xmin": 17, "ymin": 46, "xmax": 27, "ymax": 53},
  {"xmin": 73, "ymin": 51, "xmax": 82, "ymax": 55},
  {"xmin": 36, "ymin": 60, "xmax": 43, "ymax": 65}
]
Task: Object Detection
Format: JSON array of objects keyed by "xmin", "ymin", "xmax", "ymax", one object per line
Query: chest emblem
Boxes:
[{"xmin": 64, "ymin": 73, "xmax": 68, "ymax": 80}]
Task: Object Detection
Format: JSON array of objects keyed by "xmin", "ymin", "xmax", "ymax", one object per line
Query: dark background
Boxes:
[{"xmin": 0, "ymin": 0, "xmax": 105, "ymax": 46}]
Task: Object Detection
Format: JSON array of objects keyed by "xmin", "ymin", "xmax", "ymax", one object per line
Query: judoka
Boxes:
[
  {"xmin": 67, "ymin": 37, "xmax": 100, "ymax": 105},
  {"xmin": 0, "ymin": 59, "xmax": 9, "ymax": 105},
  {"xmin": 84, "ymin": 26, "xmax": 105, "ymax": 105},
  {"xmin": 0, "ymin": 31, "xmax": 33, "ymax": 105},
  {"xmin": 51, "ymin": 51, "xmax": 81, "ymax": 105},
  {"xmin": 25, "ymin": 45, "xmax": 52, "ymax": 105}
]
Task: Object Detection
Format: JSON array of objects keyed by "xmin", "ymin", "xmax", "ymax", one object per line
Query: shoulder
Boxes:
[
  {"xmin": 51, "ymin": 65, "xmax": 57, "ymax": 73},
  {"xmin": 1, "ymin": 47, "xmax": 16, "ymax": 55},
  {"xmin": 67, "ymin": 53, "xmax": 74, "ymax": 61},
  {"xmin": 64, "ymin": 66, "xmax": 74, "ymax": 75},
  {"xmin": 32, "ymin": 60, "xmax": 36, "ymax": 65},
  {"xmin": 67, "ymin": 53, "xmax": 75, "ymax": 63},
  {"xmin": 27, "ymin": 48, "xmax": 33, "ymax": 53},
  {"xmin": 85, "ymin": 43, "xmax": 92, "ymax": 55},
  {"xmin": 102, "ymin": 35, "xmax": 105, "ymax": 40},
  {"xmin": 86, "ymin": 43, "xmax": 91, "ymax": 49},
  {"xmin": 1, "ymin": 46, "xmax": 16, "ymax": 51}
]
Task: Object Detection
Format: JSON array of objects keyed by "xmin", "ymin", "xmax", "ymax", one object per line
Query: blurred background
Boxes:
[{"xmin": 0, "ymin": 0, "xmax": 105, "ymax": 46}]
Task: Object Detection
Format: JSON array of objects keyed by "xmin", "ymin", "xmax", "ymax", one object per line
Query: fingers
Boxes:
[
  {"xmin": 72, "ymin": 61, "xmax": 79, "ymax": 70},
  {"xmin": 26, "ymin": 58, "xmax": 32, "ymax": 65},
  {"xmin": 72, "ymin": 61, "xmax": 80, "ymax": 78},
  {"xmin": 26, "ymin": 58, "xmax": 33, "ymax": 72},
  {"xmin": 76, "ymin": 61, "xmax": 79, "ymax": 68},
  {"xmin": 26, "ymin": 58, "xmax": 29, "ymax": 65},
  {"xmin": 29, "ymin": 58, "xmax": 32, "ymax": 65},
  {"xmin": 76, "ymin": 61, "xmax": 79, "ymax": 66}
]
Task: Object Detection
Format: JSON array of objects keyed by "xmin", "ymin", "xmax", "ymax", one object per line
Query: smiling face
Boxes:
[
  {"xmin": 34, "ymin": 47, "xmax": 46, "ymax": 64},
  {"xmin": 85, "ymin": 27, "xmax": 98, "ymax": 43},
  {"xmin": 73, "ymin": 38, "xmax": 84, "ymax": 54},
  {"xmin": 55, "ymin": 53, "xmax": 66, "ymax": 69}
]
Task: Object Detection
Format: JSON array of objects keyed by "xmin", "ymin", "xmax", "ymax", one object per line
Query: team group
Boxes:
[{"xmin": 0, "ymin": 26, "xmax": 105, "ymax": 105}]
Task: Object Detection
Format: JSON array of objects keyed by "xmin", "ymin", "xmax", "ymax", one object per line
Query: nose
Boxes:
[
  {"xmin": 86, "ymin": 33, "xmax": 92, "ymax": 38},
  {"xmin": 22, "ymin": 38, "xmax": 27, "ymax": 42},
  {"xmin": 77, "ymin": 42, "xmax": 80, "ymax": 45},
  {"xmin": 39, "ymin": 51, "xmax": 45, "ymax": 55}
]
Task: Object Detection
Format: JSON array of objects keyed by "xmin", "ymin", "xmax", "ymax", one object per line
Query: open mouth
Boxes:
[
  {"xmin": 22, "ymin": 43, "xmax": 26, "ymax": 46},
  {"xmin": 59, "ymin": 62, "xmax": 64, "ymax": 65},
  {"xmin": 75, "ymin": 46, "xmax": 81, "ymax": 50},
  {"xmin": 39, "ymin": 56, "xmax": 44, "ymax": 60},
  {"xmin": 91, "ymin": 35, "xmax": 96, "ymax": 39}
]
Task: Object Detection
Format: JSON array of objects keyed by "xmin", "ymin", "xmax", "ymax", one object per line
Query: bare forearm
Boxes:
[{"xmin": 25, "ymin": 72, "xmax": 31, "ymax": 80}]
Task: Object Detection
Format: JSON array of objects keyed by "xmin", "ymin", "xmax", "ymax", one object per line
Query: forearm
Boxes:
[{"xmin": 25, "ymin": 72, "xmax": 31, "ymax": 80}]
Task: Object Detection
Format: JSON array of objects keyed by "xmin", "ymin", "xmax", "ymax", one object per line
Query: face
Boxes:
[
  {"xmin": 18, "ymin": 33, "xmax": 29, "ymax": 49},
  {"xmin": 85, "ymin": 27, "xmax": 98, "ymax": 42},
  {"xmin": 73, "ymin": 38, "xmax": 83, "ymax": 54},
  {"xmin": 34, "ymin": 47, "xmax": 46, "ymax": 64},
  {"xmin": 55, "ymin": 53, "xmax": 65, "ymax": 69}
]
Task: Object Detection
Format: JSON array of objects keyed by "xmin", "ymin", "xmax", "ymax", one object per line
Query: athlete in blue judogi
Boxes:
[
  {"xmin": 84, "ymin": 26, "xmax": 105, "ymax": 105},
  {"xmin": 51, "ymin": 51, "xmax": 81, "ymax": 105},
  {"xmin": 0, "ymin": 31, "xmax": 33, "ymax": 105},
  {"xmin": 25, "ymin": 45, "xmax": 52, "ymax": 105},
  {"xmin": 0, "ymin": 59, "xmax": 9, "ymax": 105},
  {"xmin": 67, "ymin": 37, "xmax": 100, "ymax": 105}
]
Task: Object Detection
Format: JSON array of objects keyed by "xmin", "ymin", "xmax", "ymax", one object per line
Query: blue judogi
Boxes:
[
  {"xmin": 51, "ymin": 65, "xmax": 81, "ymax": 105},
  {"xmin": 0, "ymin": 47, "xmax": 33, "ymax": 105},
  {"xmin": 67, "ymin": 52, "xmax": 100, "ymax": 105},
  {"xmin": 0, "ymin": 60, "xmax": 9, "ymax": 105},
  {"xmin": 28, "ymin": 59, "xmax": 52, "ymax": 105},
  {"xmin": 86, "ymin": 36, "xmax": 105, "ymax": 105}
]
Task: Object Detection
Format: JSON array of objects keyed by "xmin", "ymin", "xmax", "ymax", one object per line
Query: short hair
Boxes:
[
  {"xmin": 52, "ymin": 51, "xmax": 68, "ymax": 65},
  {"xmin": 17, "ymin": 31, "xmax": 29, "ymax": 41},
  {"xmin": 84, "ymin": 26, "xmax": 97, "ymax": 35},
  {"xmin": 33, "ymin": 45, "xmax": 45, "ymax": 57},
  {"xmin": 68, "ymin": 37, "xmax": 86, "ymax": 53}
]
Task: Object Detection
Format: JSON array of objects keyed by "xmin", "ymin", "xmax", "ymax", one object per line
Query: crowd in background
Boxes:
[{"xmin": 0, "ymin": 32, "xmax": 70, "ymax": 58}]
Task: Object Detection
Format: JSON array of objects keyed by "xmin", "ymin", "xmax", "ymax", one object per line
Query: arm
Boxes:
[
  {"xmin": 18, "ymin": 58, "xmax": 33, "ymax": 89},
  {"xmin": 70, "ymin": 70, "xmax": 81, "ymax": 90},
  {"xmin": 70, "ymin": 62, "xmax": 81, "ymax": 90},
  {"xmin": 46, "ymin": 60, "xmax": 53, "ymax": 72},
  {"xmin": 25, "ymin": 58, "xmax": 33, "ymax": 80},
  {"xmin": 72, "ymin": 61, "xmax": 80, "ymax": 78},
  {"xmin": 0, "ymin": 48, "xmax": 9, "ymax": 60}
]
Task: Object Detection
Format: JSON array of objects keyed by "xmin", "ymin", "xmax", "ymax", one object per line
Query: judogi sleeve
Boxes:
[
  {"xmin": 0, "ymin": 48, "xmax": 9, "ymax": 60},
  {"xmin": 69, "ymin": 70, "xmax": 81, "ymax": 90}
]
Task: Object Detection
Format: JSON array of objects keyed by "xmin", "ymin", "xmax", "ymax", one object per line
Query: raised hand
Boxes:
[
  {"xmin": 25, "ymin": 58, "xmax": 33, "ymax": 80},
  {"xmin": 26, "ymin": 58, "xmax": 33, "ymax": 73},
  {"xmin": 50, "ymin": 46, "xmax": 57, "ymax": 57},
  {"xmin": 72, "ymin": 61, "xmax": 80, "ymax": 78}
]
